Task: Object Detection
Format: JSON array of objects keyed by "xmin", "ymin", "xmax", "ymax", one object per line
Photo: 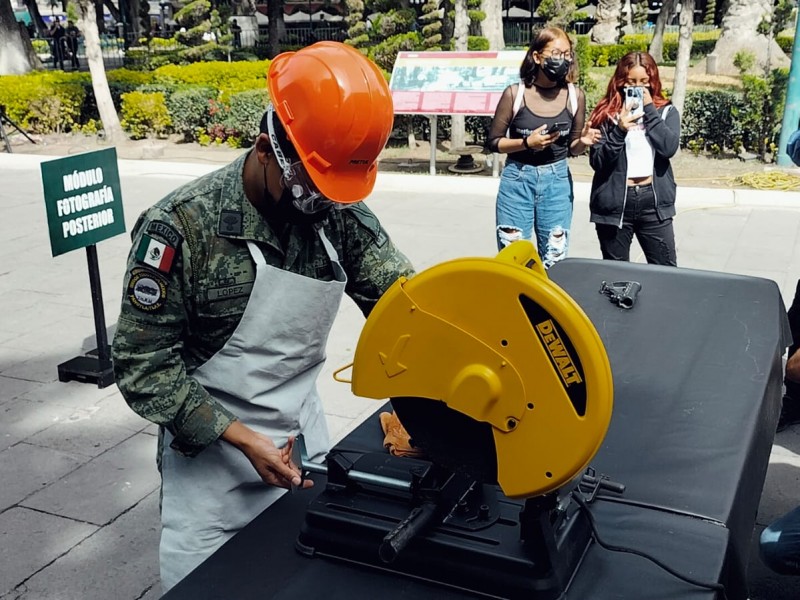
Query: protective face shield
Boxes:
[{"xmin": 265, "ymin": 105, "xmax": 343, "ymax": 215}]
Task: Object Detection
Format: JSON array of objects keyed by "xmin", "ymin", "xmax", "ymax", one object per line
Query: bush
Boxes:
[
  {"xmin": 167, "ymin": 86, "xmax": 216, "ymax": 140},
  {"xmin": 0, "ymin": 71, "xmax": 86, "ymax": 133},
  {"xmin": 681, "ymin": 90, "xmax": 746, "ymax": 153},
  {"xmin": 120, "ymin": 91, "xmax": 172, "ymax": 139},
  {"xmin": 223, "ymin": 89, "xmax": 269, "ymax": 144},
  {"xmin": 153, "ymin": 60, "xmax": 269, "ymax": 96}
]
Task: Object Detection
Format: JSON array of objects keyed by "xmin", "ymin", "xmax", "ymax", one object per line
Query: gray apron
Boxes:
[{"xmin": 159, "ymin": 228, "xmax": 347, "ymax": 592}]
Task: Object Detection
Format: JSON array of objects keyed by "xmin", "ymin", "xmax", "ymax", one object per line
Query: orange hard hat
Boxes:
[{"xmin": 267, "ymin": 42, "xmax": 394, "ymax": 204}]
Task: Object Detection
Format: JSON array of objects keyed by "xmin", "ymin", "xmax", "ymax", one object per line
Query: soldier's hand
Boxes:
[{"xmin": 223, "ymin": 422, "xmax": 313, "ymax": 489}]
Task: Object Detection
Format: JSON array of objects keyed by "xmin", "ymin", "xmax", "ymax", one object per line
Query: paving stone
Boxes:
[
  {"xmin": 26, "ymin": 417, "xmax": 136, "ymax": 458},
  {"xmin": 0, "ymin": 442, "xmax": 86, "ymax": 512},
  {"xmin": 21, "ymin": 433, "xmax": 160, "ymax": 526},
  {"xmin": 0, "ymin": 376, "xmax": 45, "ymax": 406},
  {"xmin": 0, "ymin": 397, "xmax": 76, "ymax": 453},
  {"xmin": 0, "ymin": 507, "xmax": 97, "ymax": 596},
  {"xmin": 12, "ymin": 492, "xmax": 160, "ymax": 600}
]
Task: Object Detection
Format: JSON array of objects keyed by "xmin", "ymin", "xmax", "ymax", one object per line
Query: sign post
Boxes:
[
  {"xmin": 40, "ymin": 148, "xmax": 126, "ymax": 387},
  {"xmin": 389, "ymin": 51, "xmax": 526, "ymax": 176}
]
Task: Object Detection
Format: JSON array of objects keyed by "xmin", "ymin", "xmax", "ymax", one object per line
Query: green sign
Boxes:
[{"xmin": 41, "ymin": 148, "xmax": 126, "ymax": 257}]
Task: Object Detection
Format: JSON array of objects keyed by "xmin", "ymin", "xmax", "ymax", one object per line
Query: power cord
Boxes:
[{"xmin": 571, "ymin": 491, "xmax": 729, "ymax": 600}]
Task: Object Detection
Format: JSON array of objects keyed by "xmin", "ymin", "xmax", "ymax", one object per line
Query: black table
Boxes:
[{"xmin": 164, "ymin": 259, "xmax": 790, "ymax": 600}]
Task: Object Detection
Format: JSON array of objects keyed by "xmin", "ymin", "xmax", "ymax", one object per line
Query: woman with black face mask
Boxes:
[{"xmin": 487, "ymin": 27, "xmax": 600, "ymax": 268}]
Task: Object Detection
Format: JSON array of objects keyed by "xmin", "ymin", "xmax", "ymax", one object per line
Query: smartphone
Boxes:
[
  {"xmin": 544, "ymin": 121, "xmax": 570, "ymax": 136},
  {"xmin": 625, "ymin": 86, "xmax": 645, "ymax": 120}
]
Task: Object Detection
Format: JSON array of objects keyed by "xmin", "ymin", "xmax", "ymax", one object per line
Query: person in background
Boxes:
[
  {"xmin": 111, "ymin": 42, "xmax": 414, "ymax": 593},
  {"xmin": 486, "ymin": 26, "xmax": 600, "ymax": 268},
  {"xmin": 65, "ymin": 20, "xmax": 80, "ymax": 69},
  {"xmin": 47, "ymin": 17, "xmax": 65, "ymax": 70},
  {"xmin": 587, "ymin": 51, "xmax": 680, "ymax": 266},
  {"xmin": 230, "ymin": 18, "xmax": 242, "ymax": 48}
]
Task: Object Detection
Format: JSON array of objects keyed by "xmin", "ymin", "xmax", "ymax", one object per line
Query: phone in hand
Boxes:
[
  {"xmin": 625, "ymin": 86, "xmax": 645, "ymax": 120},
  {"xmin": 543, "ymin": 121, "xmax": 570, "ymax": 136}
]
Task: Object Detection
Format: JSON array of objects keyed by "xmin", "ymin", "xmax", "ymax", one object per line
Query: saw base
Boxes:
[{"xmin": 295, "ymin": 451, "xmax": 592, "ymax": 599}]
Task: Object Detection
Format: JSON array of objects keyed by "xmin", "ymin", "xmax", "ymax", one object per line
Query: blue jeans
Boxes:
[
  {"xmin": 495, "ymin": 158, "xmax": 574, "ymax": 268},
  {"xmin": 760, "ymin": 505, "xmax": 800, "ymax": 574}
]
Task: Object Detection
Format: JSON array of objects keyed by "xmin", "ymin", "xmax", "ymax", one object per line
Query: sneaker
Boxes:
[{"xmin": 777, "ymin": 396, "xmax": 800, "ymax": 432}]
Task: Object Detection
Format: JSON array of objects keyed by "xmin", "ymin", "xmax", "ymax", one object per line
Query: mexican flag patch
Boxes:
[{"xmin": 135, "ymin": 234, "xmax": 176, "ymax": 273}]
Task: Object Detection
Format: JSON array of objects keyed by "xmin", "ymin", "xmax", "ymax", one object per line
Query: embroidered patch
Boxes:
[
  {"xmin": 135, "ymin": 233, "xmax": 176, "ymax": 273},
  {"xmin": 207, "ymin": 281, "xmax": 254, "ymax": 301},
  {"xmin": 219, "ymin": 210, "xmax": 243, "ymax": 236},
  {"xmin": 147, "ymin": 220, "xmax": 183, "ymax": 249},
  {"xmin": 127, "ymin": 268, "xmax": 168, "ymax": 312}
]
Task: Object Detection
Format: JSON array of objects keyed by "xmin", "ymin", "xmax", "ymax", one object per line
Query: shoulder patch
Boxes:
[
  {"xmin": 219, "ymin": 210, "xmax": 243, "ymax": 236},
  {"xmin": 345, "ymin": 203, "xmax": 387, "ymax": 248},
  {"xmin": 147, "ymin": 220, "xmax": 183, "ymax": 248},
  {"xmin": 135, "ymin": 232, "xmax": 177, "ymax": 274},
  {"xmin": 127, "ymin": 268, "xmax": 168, "ymax": 312}
]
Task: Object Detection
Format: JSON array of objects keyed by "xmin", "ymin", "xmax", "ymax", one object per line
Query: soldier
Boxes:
[{"xmin": 111, "ymin": 42, "xmax": 414, "ymax": 593}]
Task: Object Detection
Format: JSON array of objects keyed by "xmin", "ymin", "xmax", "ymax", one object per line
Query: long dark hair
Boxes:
[
  {"xmin": 589, "ymin": 51, "xmax": 669, "ymax": 127},
  {"xmin": 519, "ymin": 27, "xmax": 578, "ymax": 87}
]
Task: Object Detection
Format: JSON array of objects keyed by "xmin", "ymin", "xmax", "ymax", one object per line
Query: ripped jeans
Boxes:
[{"xmin": 495, "ymin": 158, "xmax": 574, "ymax": 268}]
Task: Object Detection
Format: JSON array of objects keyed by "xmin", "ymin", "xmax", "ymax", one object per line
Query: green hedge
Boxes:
[{"xmin": 0, "ymin": 60, "xmax": 270, "ymax": 143}]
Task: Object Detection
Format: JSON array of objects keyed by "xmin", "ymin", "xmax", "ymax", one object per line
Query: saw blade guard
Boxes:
[{"xmin": 350, "ymin": 241, "xmax": 613, "ymax": 498}]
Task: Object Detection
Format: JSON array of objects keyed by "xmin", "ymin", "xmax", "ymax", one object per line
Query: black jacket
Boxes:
[{"xmin": 589, "ymin": 103, "xmax": 681, "ymax": 226}]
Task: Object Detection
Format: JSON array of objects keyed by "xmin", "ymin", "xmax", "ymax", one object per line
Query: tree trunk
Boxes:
[
  {"xmin": 94, "ymin": 0, "xmax": 105, "ymax": 33},
  {"xmin": 103, "ymin": 0, "xmax": 120, "ymax": 23},
  {"xmin": 0, "ymin": 0, "xmax": 38, "ymax": 74},
  {"xmin": 649, "ymin": 0, "xmax": 676, "ymax": 64},
  {"xmin": 23, "ymin": 0, "xmax": 47, "ymax": 37},
  {"xmin": 267, "ymin": 0, "xmax": 283, "ymax": 59},
  {"xmin": 450, "ymin": 0, "xmax": 469, "ymax": 150},
  {"xmin": 591, "ymin": 0, "xmax": 622, "ymax": 45},
  {"xmin": 671, "ymin": 0, "xmax": 694, "ymax": 114},
  {"xmin": 706, "ymin": 0, "xmax": 789, "ymax": 75},
  {"xmin": 77, "ymin": 0, "xmax": 124, "ymax": 143},
  {"xmin": 480, "ymin": 0, "xmax": 504, "ymax": 51}
]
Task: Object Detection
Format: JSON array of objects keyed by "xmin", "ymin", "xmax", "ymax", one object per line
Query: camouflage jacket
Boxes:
[{"xmin": 111, "ymin": 152, "xmax": 415, "ymax": 457}]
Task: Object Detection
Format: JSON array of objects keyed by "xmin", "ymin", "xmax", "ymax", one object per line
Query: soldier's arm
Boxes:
[
  {"xmin": 111, "ymin": 208, "xmax": 236, "ymax": 457},
  {"xmin": 339, "ymin": 203, "xmax": 415, "ymax": 317}
]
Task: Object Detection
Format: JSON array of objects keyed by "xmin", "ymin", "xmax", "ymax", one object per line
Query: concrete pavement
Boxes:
[{"xmin": 1, "ymin": 148, "xmax": 800, "ymax": 599}]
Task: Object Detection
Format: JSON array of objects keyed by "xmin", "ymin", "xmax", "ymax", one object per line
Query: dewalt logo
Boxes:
[{"xmin": 535, "ymin": 319, "xmax": 583, "ymax": 386}]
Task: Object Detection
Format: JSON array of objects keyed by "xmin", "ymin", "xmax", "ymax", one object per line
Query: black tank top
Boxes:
[{"xmin": 508, "ymin": 101, "xmax": 572, "ymax": 166}]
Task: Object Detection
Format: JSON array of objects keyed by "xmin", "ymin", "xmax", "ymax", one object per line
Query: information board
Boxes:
[
  {"xmin": 389, "ymin": 50, "xmax": 526, "ymax": 116},
  {"xmin": 40, "ymin": 148, "xmax": 126, "ymax": 257}
]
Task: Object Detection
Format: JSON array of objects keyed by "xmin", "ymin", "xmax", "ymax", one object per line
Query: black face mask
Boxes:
[
  {"xmin": 541, "ymin": 57, "xmax": 570, "ymax": 83},
  {"xmin": 268, "ymin": 186, "xmax": 332, "ymax": 226}
]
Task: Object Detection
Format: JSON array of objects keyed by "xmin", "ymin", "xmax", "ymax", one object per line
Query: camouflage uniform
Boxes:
[{"xmin": 112, "ymin": 152, "xmax": 414, "ymax": 458}]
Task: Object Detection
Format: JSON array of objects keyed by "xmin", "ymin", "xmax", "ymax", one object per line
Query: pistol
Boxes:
[{"xmin": 599, "ymin": 281, "xmax": 642, "ymax": 309}]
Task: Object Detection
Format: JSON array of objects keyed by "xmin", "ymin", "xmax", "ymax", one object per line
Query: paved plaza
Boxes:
[{"xmin": 1, "ymin": 147, "xmax": 800, "ymax": 599}]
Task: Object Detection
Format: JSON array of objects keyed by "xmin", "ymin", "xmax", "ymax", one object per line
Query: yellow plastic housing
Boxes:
[{"xmin": 351, "ymin": 241, "xmax": 613, "ymax": 498}]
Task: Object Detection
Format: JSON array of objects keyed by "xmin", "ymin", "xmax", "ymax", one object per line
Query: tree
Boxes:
[
  {"xmin": 480, "ymin": 0, "xmax": 503, "ymax": 50},
  {"xmin": 76, "ymin": 0, "xmax": 124, "ymax": 142},
  {"xmin": 0, "ymin": 0, "xmax": 40, "ymax": 74},
  {"xmin": 649, "ymin": 0, "xmax": 676, "ymax": 64},
  {"xmin": 537, "ymin": 0, "xmax": 577, "ymax": 30},
  {"xmin": 703, "ymin": 0, "xmax": 716, "ymax": 26},
  {"xmin": 450, "ymin": 0, "xmax": 469, "ymax": 149},
  {"xmin": 23, "ymin": 0, "xmax": 47, "ymax": 37},
  {"xmin": 592, "ymin": 0, "xmax": 622, "ymax": 45},
  {"xmin": 671, "ymin": 0, "xmax": 693, "ymax": 114},
  {"xmin": 706, "ymin": 0, "xmax": 789, "ymax": 75},
  {"xmin": 266, "ymin": 0, "xmax": 283, "ymax": 59}
]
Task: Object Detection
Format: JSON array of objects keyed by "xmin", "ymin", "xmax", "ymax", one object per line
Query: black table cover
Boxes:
[{"xmin": 164, "ymin": 258, "xmax": 790, "ymax": 600}]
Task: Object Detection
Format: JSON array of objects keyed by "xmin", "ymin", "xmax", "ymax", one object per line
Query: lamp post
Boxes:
[{"xmin": 777, "ymin": 8, "xmax": 800, "ymax": 166}]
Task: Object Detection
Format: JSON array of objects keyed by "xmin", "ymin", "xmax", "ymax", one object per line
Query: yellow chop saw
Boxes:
[{"xmin": 294, "ymin": 241, "xmax": 621, "ymax": 599}]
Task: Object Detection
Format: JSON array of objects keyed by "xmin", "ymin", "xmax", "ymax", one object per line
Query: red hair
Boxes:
[{"xmin": 589, "ymin": 52, "xmax": 669, "ymax": 128}]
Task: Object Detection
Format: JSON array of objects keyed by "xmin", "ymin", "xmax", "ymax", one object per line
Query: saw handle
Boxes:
[{"xmin": 379, "ymin": 502, "xmax": 439, "ymax": 563}]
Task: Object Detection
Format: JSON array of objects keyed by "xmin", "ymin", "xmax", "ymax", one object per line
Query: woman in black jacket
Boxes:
[{"xmin": 588, "ymin": 51, "xmax": 681, "ymax": 266}]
